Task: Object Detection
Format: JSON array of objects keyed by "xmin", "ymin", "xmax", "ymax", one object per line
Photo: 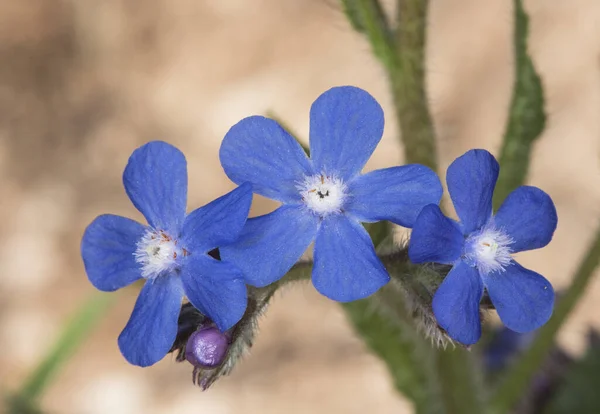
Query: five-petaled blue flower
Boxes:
[
  {"xmin": 218, "ymin": 86, "xmax": 443, "ymax": 301},
  {"xmin": 81, "ymin": 141, "xmax": 252, "ymax": 367},
  {"xmin": 408, "ymin": 149, "xmax": 557, "ymax": 345}
]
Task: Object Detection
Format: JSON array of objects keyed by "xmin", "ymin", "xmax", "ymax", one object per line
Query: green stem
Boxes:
[
  {"xmin": 17, "ymin": 293, "xmax": 115, "ymax": 401},
  {"xmin": 343, "ymin": 298, "xmax": 443, "ymax": 414},
  {"xmin": 434, "ymin": 347, "xmax": 486, "ymax": 414},
  {"xmin": 345, "ymin": 250, "xmax": 444, "ymax": 414},
  {"xmin": 394, "ymin": 0, "xmax": 437, "ymax": 170},
  {"xmin": 491, "ymin": 228, "xmax": 600, "ymax": 413},
  {"xmin": 493, "ymin": 0, "xmax": 545, "ymax": 209},
  {"xmin": 347, "ymin": 0, "xmax": 437, "ymax": 170}
]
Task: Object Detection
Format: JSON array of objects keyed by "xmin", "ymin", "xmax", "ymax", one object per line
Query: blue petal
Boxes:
[
  {"xmin": 118, "ymin": 275, "xmax": 183, "ymax": 367},
  {"xmin": 408, "ymin": 205, "xmax": 464, "ymax": 264},
  {"xmin": 219, "ymin": 116, "xmax": 313, "ymax": 203},
  {"xmin": 312, "ymin": 215, "xmax": 389, "ymax": 301},
  {"xmin": 447, "ymin": 149, "xmax": 499, "ymax": 234},
  {"xmin": 494, "ymin": 186, "xmax": 557, "ymax": 253},
  {"xmin": 309, "ymin": 86, "xmax": 384, "ymax": 180},
  {"xmin": 346, "ymin": 165, "xmax": 442, "ymax": 227},
  {"xmin": 483, "ymin": 261, "xmax": 554, "ymax": 333},
  {"xmin": 181, "ymin": 183, "xmax": 252, "ymax": 253},
  {"xmin": 123, "ymin": 141, "xmax": 188, "ymax": 235},
  {"xmin": 220, "ymin": 205, "xmax": 319, "ymax": 287},
  {"xmin": 432, "ymin": 261, "xmax": 483, "ymax": 345},
  {"xmin": 81, "ymin": 214, "xmax": 145, "ymax": 292},
  {"xmin": 181, "ymin": 255, "xmax": 247, "ymax": 331}
]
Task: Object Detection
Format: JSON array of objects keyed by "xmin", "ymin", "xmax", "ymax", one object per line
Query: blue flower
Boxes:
[
  {"xmin": 218, "ymin": 86, "xmax": 443, "ymax": 301},
  {"xmin": 81, "ymin": 141, "xmax": 252, "ymax": 367},
  {"xmin": 408, "ymin": 149, "xmax": 557, "ymax": 345}
]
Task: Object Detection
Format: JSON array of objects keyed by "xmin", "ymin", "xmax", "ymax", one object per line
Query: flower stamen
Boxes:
[
  {"xmin": 464, "ymin": 224, "xmax": 514, "ymax": 275},
  {"xmin": 135, "ymin": 229, "xmax": 182, "ymax": 279},
  {"xmin": 297, "ymin": 173, "xmax": 347, "ymax": 217}
]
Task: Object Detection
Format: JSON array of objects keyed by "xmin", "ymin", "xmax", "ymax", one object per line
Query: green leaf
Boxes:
[{"xmin": 493, "ymin": 0, "xmax": 546, "ymax": 209}]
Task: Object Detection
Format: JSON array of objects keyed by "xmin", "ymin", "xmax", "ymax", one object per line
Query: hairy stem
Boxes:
[
  {"xmin": 345, "ymin": 0, "xmax": 437, "ymax": 170},
  {"xmin": 394, "ymin": 0, "xmax": 437, "ymax": 170}
]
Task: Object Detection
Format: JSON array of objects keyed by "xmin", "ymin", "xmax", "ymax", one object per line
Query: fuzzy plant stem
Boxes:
[
  {"xmin": 393, "ymin": 0, "xmax": 437, "ymax": 170},
  {"xmin": 339, "ymin": 2, "xmax": 488, "ymax": 412},
  {"xmin": 342, "ymin": 0, "xmax": 437, "ymax": 170}
]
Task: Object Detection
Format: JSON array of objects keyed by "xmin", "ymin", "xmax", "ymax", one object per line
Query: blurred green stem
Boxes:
[
  {"xmin": 15, "ymin": 293, "xmax": 114, "ymax": 403},
  {"xmin": 394, "ymin": 0, "xmax": 437, "ymax": 170},
  {"xmin": 339, "ymin": 2, "xmax": 489, "ymax": 412},
  {"xmin": 491, "ymin": 228, "xmax": 600, "ymax": 413},
  {"xmin": 434, "ymin": 347, "xmax": 486, "ymax": 414},
  {"xmin": 493, "ymin": 0, "xmax": 546, "ymax": 209},
  {"xmin": 343, "ymin": 298, "xmax": 442, "ymax": 414},
  {"xmin": 344, "ymin": 0, "xmax": 437, "ymax": 170}
]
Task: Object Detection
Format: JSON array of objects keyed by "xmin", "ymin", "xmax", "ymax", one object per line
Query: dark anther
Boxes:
[{"xmin": 317, "ymin": 190, "xmax": 329, "ymax": 199}]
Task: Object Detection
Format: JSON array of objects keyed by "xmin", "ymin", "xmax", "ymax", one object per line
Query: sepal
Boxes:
[{"xmin": 170, "ymin": 288, "xmax": 271, "ymax": 390}]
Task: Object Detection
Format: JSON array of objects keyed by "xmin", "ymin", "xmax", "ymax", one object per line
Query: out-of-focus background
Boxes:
[{"xmin": 1, "ymin": 1, "xmax": 599, "ymax": 413}]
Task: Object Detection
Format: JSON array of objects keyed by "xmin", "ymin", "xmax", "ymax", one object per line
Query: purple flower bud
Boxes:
[{"xmin": 185, "ymin": 327, "xmax": 229, "ymax": 369}]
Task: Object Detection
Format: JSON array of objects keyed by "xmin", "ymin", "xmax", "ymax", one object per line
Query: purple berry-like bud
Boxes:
[{"xmin": 185, "ymin": 327, "xmax": 229, "ymax": 369}]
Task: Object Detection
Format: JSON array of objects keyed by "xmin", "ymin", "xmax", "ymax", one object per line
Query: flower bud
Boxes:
[{"xmin": 185, "ymin": 327, "xmax": 229, "ymax": 369}]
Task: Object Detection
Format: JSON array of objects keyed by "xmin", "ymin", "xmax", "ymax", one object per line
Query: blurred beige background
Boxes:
[{"xmin": 1, "ymin": 1, "xmax": 600, "ymax": 413}]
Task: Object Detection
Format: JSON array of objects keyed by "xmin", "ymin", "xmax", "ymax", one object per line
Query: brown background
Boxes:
[{"xmin": 1, "ymin": 1, "xmax": 599, "ymax": 413}]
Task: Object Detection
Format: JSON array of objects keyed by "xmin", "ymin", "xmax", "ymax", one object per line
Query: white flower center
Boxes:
[
  {"xmin": 134, "ymin": 229, "xmax": 187, "ymax": 279},
  {"xmin": 297, "ymin": 173, "xmax": 347, "ymax": 216},
  {"xmin": 464, "ymin": 226, "xmax": 513, "ymax": 275}
]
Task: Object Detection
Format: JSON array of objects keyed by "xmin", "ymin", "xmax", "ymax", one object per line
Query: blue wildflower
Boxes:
[
  {"xmin": 218, "ymin": 86, "xmax": 443, "ymax": 301},
  {"xmin": 81, "ymin": 141, "xmax": 252, "ymax": 367},
  {"xmin": 409, "ymin": 149, "xmax": 557, "ymax": 345}
]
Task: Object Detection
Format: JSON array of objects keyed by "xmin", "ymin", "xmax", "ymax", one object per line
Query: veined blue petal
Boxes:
[
  {"xmin": 123, "ymin": 141, "xmax": 188, "ymax": 235},
  {"xmin": 408, "ymin": 205, "xmax": 463, "ymax": 264},
  {"xmin": 118, "ymin": 275, "xmax": 183, "ymax": 367},
  {"xmin": 181, "ymin": 255, "xmax": 247, "ymax": 331},
  {"xmin": 181, "ymin": 183, "xmax": 252, "ymax": 253},
  {"xmin": 483, "ymin": 261, "xmax": 554, "ymax": 333},
  {"xmin": 219, "ymin": 205, "xmax": 319, "ymax": 287},
  {"xmin": 81, "ymin": 214, "xmax": 145, "ymax": 292},
  {"xmin": 312, "ymin": 215, "xmax": 389, "ymax": 301},
  {"xmin": 494, "ymin": 186, "xmax": 557, "ymax": 253},
  {"xmin": 346, "ymin": 165, "xmax": 442, "ymax": 227},
  {"xmin": 219, "ymin": 116, "xmax": 313, "ymax": 203},
  {"xmin": 447, "ymin": 149, "xmax": 499, "ymax": 234},
  {"xmin": 432, "ymin": 261, "xmax": 483, "ymax": 345},
  {"xmin": 309, "ymin": 86, "xmax": 384, "ymax": 180}
]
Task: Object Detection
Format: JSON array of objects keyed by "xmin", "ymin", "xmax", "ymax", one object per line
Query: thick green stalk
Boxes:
[
  {"xmin": 345, "ymin": 0, "xmax": 437, "ymax": 170},
  {"xmin": 339, "ymin": 3, "xmax": 487, "ymax": 412},
  {"xmin": 434, "ymin": 347, "xmax": 486, "ymax": 414},
  {"xmin": 343, "ymin": 298, "xmax": 442, "ymax": 414},
  {"xmin": 490, "ymin": 228, "xmax": 600, "ymax": 413},
  {"xmin": 394, "ymin": 0, "xmax": 437, "ymax": 170},
  {"xmin": 493, "ymin": 0, "xmax": 545, "ymax": 209}
]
